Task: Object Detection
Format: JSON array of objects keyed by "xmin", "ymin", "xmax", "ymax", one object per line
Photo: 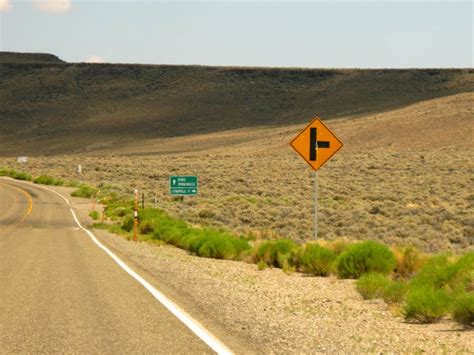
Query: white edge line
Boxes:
[{"xmin": 8, "ymin": 180, "xmax": 233, "ymax": 355}]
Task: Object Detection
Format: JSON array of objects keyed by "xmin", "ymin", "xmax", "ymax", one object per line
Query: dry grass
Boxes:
[{"xmin": 1, "ymin": 93, "xmax": 472, "ymax": 252}]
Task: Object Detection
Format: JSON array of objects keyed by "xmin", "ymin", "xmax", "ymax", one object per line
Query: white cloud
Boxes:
[
  {"xmin": 32, "ymin": 0, "xmax": 71, "ymax": 14},
  {"xmin": 0, "ymin": 0, "xmax": 12, "ymax": 12},
  {"xmin": 86, "ymin": 55, "xmax": 106, "ymax": 64}
]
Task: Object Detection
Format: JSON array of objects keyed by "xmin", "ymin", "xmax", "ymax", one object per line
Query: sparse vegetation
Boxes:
[
  {"xmin": 299, "ymin": 244, "xmax": 336, "ymax": 276},
  {"xmin": 89, "ymin": 211, "xmax": 100, "ymax": 220},
  {"xmin": 71, "ymin": 184, "xmax": 99, "ymax": 198},
  {"xmin": 392, "ymin": 246, "xmax": 427, "ymax": 279},
  {"xmin": 382, "ymin": 280, "xmax": 409, "ymax": 304},
  {"xmin": 254, "ymin": 239, "xmax": 301, "ymax": 271},
  {"xmin": 33, "ymin": 175, "xmax": 64, "ymax": 186},
  {"xmin": 0, "ymin": 167, "xmax": 32, "ymax": 181},
  {"xmin": 356, "ymin": 273, "xmax": 391, "ymax": 300},
  {"xmin": 451, "ymin": 293, "xmax": 474, "ymax": 327},
  {"xmin": 402, "ymin": 286, "xmax": 452, "ymax": 323},
  {"xmin": 335, "ymin": 241, "xmax": 396, "ymax": 279}
]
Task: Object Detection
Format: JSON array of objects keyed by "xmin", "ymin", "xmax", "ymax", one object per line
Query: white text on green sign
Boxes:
[{"xmin": 170, "ymin": 176, "xmax": 198, "ymax": 196}]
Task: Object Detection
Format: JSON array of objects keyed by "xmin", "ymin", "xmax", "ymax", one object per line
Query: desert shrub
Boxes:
[
  {"xmin": 115, "ymin": 207, "xmax": 130, "ymax": 217},
  {"xmin": 356, "ymin": 273, "xmax": 391, "ymax": 299},
  {"xmin": 383, "ymin": 280, "xmax": 409, "ymax": 304},
  {"xmin": 451, "ymin": 292, "xmax": 474, "ymax": 327},
  {"xmin": 335, "ymin": 240, "xmax": 396, "ymax": 279},
  {"xmin": 121, "ymin": 215, "xmax": 134, "ymax": 232},
  {"xmin": 198, "ymin": 235, "xmax": 239, "ymax": 260},
  {"xmin": 403, "ymin": 286, "xmax": 451, "ymax": 323},
  {"xmin": 9, "ymin": 170, "xmax": 32, "ymax": 181},
  {"xmin": 89, "ymin": 211, "xmax": 100, "ymax": 220},
  {"xmin": 0, "ymin": 167, "xmax": 11, "ymax": 176},
  {"xmin": 393, "ymin": 246, "xmax": 426, "ymax": 279},
  {"xmin": 33, "ymin": 175, "xmax": 64, "ymax": 186},
  {"xmin": 257, "ymin": 260, "xmax": 267, "ymax": 270},
  {"xmin": 65, "ymin": 180, "xmax": 81, "ymax": 188},
  {"xmin": 299, "ymin": 244, "xmax": 336, "ymax": 276},
  {"xmin": 136, "ymin": 206, "xmax": 250, "ymax": 260},
  {"xmin": 139, "ymin": 220, "xmax": 155, "ymax": 235},
  {"xmin": 71, "ymin": 184, "xmax": 99, "ymax": 198},
  {"xmin": 255, "ymin": 239, "xmax": 301, "ymax": 269},
  {"xmin": 410, "ymin": 252, "xmax": 473, "ymax": 293},
  {"xmin": 324, "ymin": 238, "xmax": 353, "ymax": 255},
  {"xmin": 153, "ymin": 217, "xmax": 190, "ymax": 246}
]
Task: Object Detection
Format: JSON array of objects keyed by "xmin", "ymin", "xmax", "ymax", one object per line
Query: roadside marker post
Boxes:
[
  {"xmin": 290, "ymin": 117, "xmax": 343, "ymax": 240},
  {"xmin": 133, "ymin": 189, "xmax": 139, "ymax": 242}
]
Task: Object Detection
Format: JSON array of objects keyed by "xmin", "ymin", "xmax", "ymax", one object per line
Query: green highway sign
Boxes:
[{"xmin": 170, "ymin": 176, "xmax": 198, "ymax": 196}]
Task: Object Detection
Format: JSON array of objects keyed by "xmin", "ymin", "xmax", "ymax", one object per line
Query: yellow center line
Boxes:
[{"xmin": 0, "ymin": 181, "xmax": 34, "ymax": 232}]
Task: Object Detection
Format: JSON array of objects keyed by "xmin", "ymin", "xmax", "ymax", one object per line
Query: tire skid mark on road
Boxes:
[
  {"xmin": 10, "ymin": 180, "xmax": 233, "ymax": 355},
  {"xmin": 0, "ymin": 180, "xmax": 33, "ymax": 232}
]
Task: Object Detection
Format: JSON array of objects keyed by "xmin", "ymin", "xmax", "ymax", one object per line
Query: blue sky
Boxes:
[{"xmin": 1, "ymin": 1, "xmax": 472, "ymax": 68}]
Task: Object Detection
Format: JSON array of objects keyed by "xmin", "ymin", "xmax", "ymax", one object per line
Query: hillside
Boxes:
[
  {"xmin": 0, "ymin": 52, "xmax": 472, "ymax": 156},
  {"xmin": 0, "ymin": 52, "xmax": 64, "ymax": 64},
  {"xmin": 2, "ymin": 93, "xmax": 472, "ymax": 250}
]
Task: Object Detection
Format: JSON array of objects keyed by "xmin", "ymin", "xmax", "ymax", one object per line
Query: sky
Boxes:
[{"xmin": 0, "ymin": 0, "xmax": 472, "ymax": 68}]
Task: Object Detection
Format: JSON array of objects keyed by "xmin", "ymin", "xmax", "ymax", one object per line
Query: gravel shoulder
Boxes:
[{"xmin": 42, "ymin": 186, "xmax": 473, "ymax": 354}]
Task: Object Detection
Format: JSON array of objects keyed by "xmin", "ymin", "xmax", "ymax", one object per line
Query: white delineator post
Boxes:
[{"xmin": 133, "ymin": 189, "xmax": 139, "ymax": 242}]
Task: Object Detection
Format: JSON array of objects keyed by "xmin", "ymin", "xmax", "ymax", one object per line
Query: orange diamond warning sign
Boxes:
[{"xmin": 290, "ymin": 117, "xmax": 343, "ymax": 170}]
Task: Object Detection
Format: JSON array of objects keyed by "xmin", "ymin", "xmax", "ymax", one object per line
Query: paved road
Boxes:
[{"xmin": 0, "ymin": 179, "xmax": 215, "ymax": 354}]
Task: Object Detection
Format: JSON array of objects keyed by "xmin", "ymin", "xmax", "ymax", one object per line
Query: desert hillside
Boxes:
[
  {"xmin": 2, "ymin": 93, "xmax": 472, "ymax": 251},
  {"xmin": 0, "ymin": 52, "xmax": 472, "ymax": 155}
]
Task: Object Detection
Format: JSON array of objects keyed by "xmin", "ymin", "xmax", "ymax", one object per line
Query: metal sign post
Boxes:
[
  {"xmin": 290, "ymin": 116, "xmax": 343, "ymax": 241},
  {"xmin": 314, "ymin": 170, "xmax": 318, "ymax": 240}
]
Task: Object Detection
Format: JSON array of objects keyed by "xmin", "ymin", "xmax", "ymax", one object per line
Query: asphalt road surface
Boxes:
[{"xmin": 0, "ymin": 179, "xmax": 218, "ymax": 354}]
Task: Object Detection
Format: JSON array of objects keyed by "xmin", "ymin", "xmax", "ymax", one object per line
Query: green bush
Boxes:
[
  {"xmin": 65, "ymin": 180, "xmax": 81, "ymax": 188},
  {"xmin": 299, "ymin": 244, "xmax": 336, "ymax": 276},
  {"xmin": 451, "ymin": 292, "xmax": 474, "ymax": 327},
  {"xmin": 121, "ymin": 215, "xmax": 134, "ymax": 232},
  {"xmin": 356, "ymin": 273, "xmax": 391, "ymax": 299},
  {"xmin": 9, "ymin": 170, "xmax": 32, "ymax": 181},
  {"xmin": 410, "ymin": 253, "xmax": 473, "ymax": 293},
  {"xmin": 89, "ymin": 211, "xmax": 100, "ymax": 220},
  {"xmin": 255, "ymin": 239, "xmax": 301, "ymax": 270},
  {"xmin": 0, "ymin": 167, "xmax": 32, "ymax": 181},
  {"xmin": 71, "ymin": 185, "xmax": 99, "ymax": 198},
  {"xmin": 139, "ymin": 220, "xmax": 155, "ymax": 235},
  {"xmin": 383, "ymin": 280, "xmax": 409, "ymax": 304},
  {"xmin": 393, "ymin": 246, "xmax": 426, "ymax": 279},
  {"xmin": 403, "ymin": 286, "xmax": 451, "ymax": 323},
  {"xmin": 0, "ymin": 167, "xmax": 11, "ymax": 176},
  {"xmin": 335, "ymin": 241, "xmax": 396, "ymax": 279},
  {"xmin": 115, "ymin": 207, "xmax": 130, "ymax": 217},
  {"xmin": 198, "ymin": 236, "xmax": 239, "ymax": 260},
  {"xmin": 34, "ymin": 175, "xmax": 64, "ymax": 186}
]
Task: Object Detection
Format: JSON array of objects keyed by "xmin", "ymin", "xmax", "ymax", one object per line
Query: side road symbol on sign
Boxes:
[{"xmin": 290, "ymin": 117, "xmax": 343, "ymax": 170}]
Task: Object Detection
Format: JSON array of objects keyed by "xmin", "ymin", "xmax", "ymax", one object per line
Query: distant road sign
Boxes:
[
  {"xmin": 290, "ymin": 117, "xmax": 343, "ymax": 170},
  {"xmin": 170, "ymin": 176, "xmax": 198, "ymax": 196}
]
